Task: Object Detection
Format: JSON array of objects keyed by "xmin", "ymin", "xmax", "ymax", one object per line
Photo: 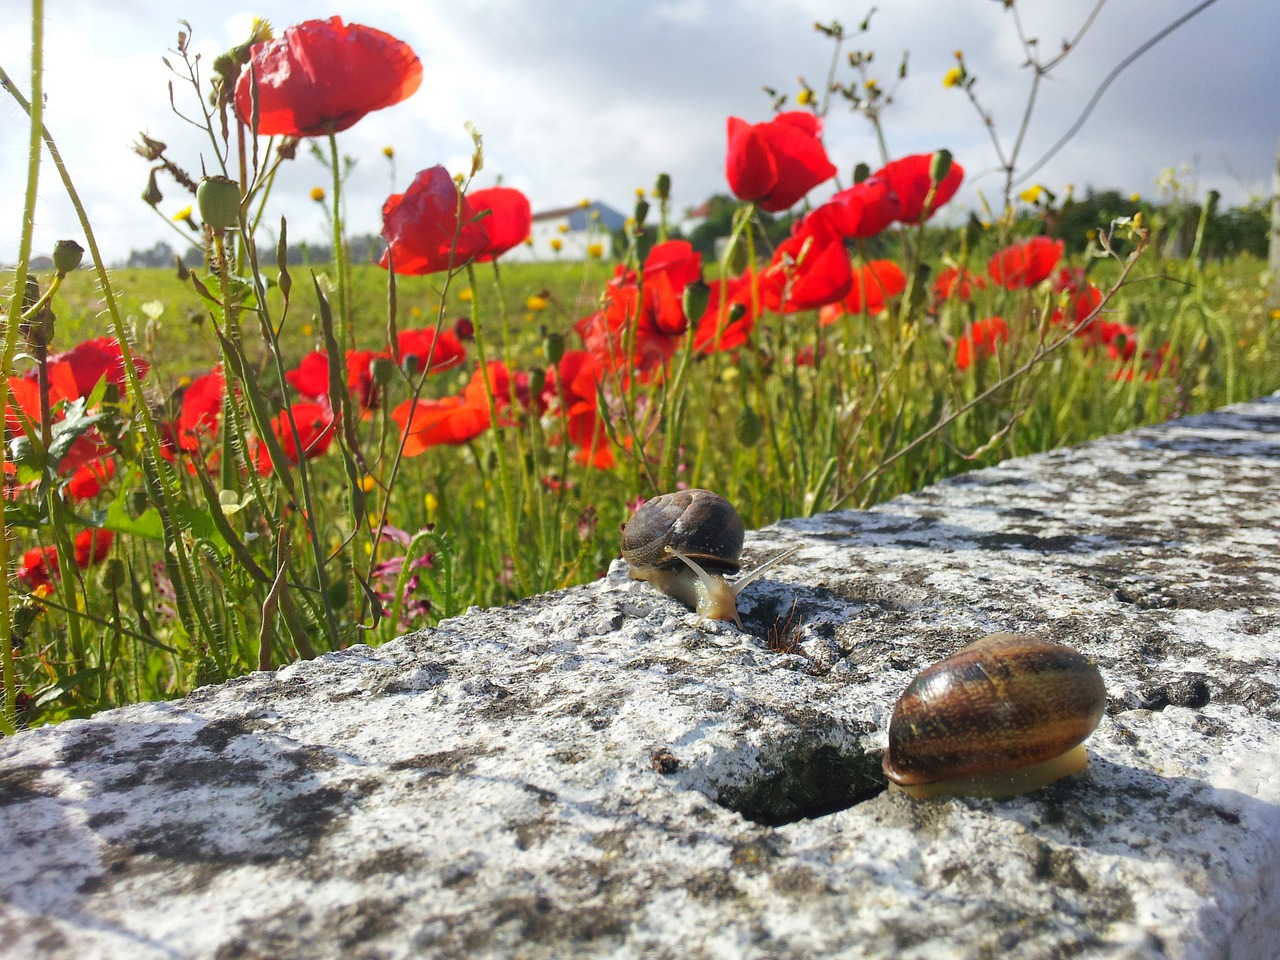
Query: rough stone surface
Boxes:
[{"xmin": 3, "ymin": 395, "xmax": 1280, "ymax": 959}]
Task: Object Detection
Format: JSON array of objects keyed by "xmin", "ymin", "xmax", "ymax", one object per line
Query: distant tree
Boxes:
[{"xmin": 125, "ymin": 240, "xmax": 176, "ymax": 268}]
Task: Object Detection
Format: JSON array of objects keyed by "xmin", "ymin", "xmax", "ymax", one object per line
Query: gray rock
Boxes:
[{"xmin": 3, "ymin": 395, "xmax": 1280, "ymax": 959}]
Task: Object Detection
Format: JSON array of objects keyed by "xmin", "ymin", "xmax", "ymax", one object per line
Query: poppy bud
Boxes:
[
  {"xmin": 682, "ymin": 279, "xmax": 711, "ymax": 322},
  {"xmin": 929, "ymin": 149, "xmax": 953, "ymax": 187},
  {"xmin": 99, "ymin": 558, "xmax": 127, "ymax": 592},
  {"xmin": 654, "ymin": 173, "xmax": 671, "ymax": 202},
  {"xmin": 853, "ymin": 162, "xmax": 870, "ymax": 184},
  {"xmin": 543, "ymin": 331, "xmax": 566, "ymax": 366},
  {"xmin": 453, "ymin": 317, "xmax": 475, "ymax": 340},
  {"xmin": 633, "ymin": 196, "xmax": 650, "ymax": 229},
  {"xmin": 367, "ymin": 356, "xmax": 395, "ymax": 388},
  {"xmin": 52, "ymin": 240, "xmax": 84, "ymax": 277},
  {"xmin": 142, "ymin": 169, "xmax": 164, "ymax": 207},
  {"xmin": 196, "ymin": 175, "xmax": 241, "ymax": 232},
  {"xmin": 728, "ymin": 237, "xmax": 750, "ymax": 275},
  {"xmin": 527, "ymin": 367, "xmax": 546, "ymax": 399}
]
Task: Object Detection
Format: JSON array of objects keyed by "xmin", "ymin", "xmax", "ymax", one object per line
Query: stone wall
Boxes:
[{"xmin": 2, "ymin": 395, "xmax": 1279, "ymax": 959}]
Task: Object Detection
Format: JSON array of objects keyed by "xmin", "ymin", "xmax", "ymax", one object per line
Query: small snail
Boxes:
[
  {"xmin": 882, "ymin": 633, "xmax": 1106, "ymax": 800},
  {"xmin": 621, "ymin": 489, "xmax": 795, "ymax": 629}
]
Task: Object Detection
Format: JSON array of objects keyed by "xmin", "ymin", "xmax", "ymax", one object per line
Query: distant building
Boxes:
[{"xmin": 503, "ymin": 201, "xmax": 626, "ymax": 262}]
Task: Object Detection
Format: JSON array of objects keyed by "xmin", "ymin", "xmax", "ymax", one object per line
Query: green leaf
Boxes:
[
  {"xmin": 33, "ymin": 667, "xmax": 103, "ymax": 708},
  {"xmin": 94, "ymin": 497, "xmax": 166, "ymax": 540}
]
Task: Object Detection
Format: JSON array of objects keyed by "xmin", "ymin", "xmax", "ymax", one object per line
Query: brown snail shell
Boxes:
[
  {"xmin": 621, "ymin": 489, "xmax": 744, "ymax": 575},
  {"xmin": 620, "ymin": 489, "xmax": 793, "ymax": 628},
  {"xmin": 883, "ymin": 633, "xmax": 1107, "ymax": 799}
]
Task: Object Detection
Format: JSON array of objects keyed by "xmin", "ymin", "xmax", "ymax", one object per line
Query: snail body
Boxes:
[
  {"xmin": 883, "ymin": 633, "xmax": 1106, "ymax": 800},
  {"xmin": 621, "ymin": 489, "xmax": 794, "ymax": 628}
]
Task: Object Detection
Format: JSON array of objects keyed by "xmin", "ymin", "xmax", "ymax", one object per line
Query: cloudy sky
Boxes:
[{"xmin": 1, "ymin": 0, "xmax": 1276, "ymax": 265}]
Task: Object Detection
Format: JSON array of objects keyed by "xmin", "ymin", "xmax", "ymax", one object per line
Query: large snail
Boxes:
[
  {"xmin": 621, "ymin": 489, "xmax": 795, "ymax": 629},
  {"xmin": 882, "ymin": 633, "xmax": 1107, "ymax": 800}
]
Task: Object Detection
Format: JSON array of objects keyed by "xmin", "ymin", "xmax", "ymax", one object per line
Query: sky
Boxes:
[{"xmin": 1, "ymin": 0, "xmax": 1276, "ymax": 266}]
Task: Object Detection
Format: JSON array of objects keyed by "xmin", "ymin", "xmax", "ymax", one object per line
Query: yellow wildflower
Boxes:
[
  {"xmin": 1019, "ymin": 184, "xmax": 1044, "ymax": 204},
  {"xmin": 424, "ymin": 492, "xmax": 439, "ymax": 521},
  {"xmin": 359, "ymin": 475, "xmax": 377, "ymax": 494},
  {"xmin": 172, "ymin": 205, "xmax": 196, "ymax": 228},
  {"xmin": 578, "ymin": 198, "xmax": 591, "ymax": 208},
  {"xmin": 309, "ymin": 186, "xmax": 326, "ymax": 202},
  {"xmin": 943, "ymin": 66, "xmax": 964, "ymax": 89},
  {"xmin": 550, "ymin": 238, "xmax": 563, "ymax": 253},
  {"xmin": 525, "ymin": 294, "xmax": 549, "ymax": 312},
  {"xmin": 1129, "ymin": 192, "xmax": 1141, "ymax": 203},
  {"xmin": 382, "ymin": 145, "xmax": 395, "ymax": 158},
  {"xmin": 796, "ymin": 87, "xmax": 815, "ymax": 106},
  {"xmin": 586, "ymin": 243, "xmax": 604, "ymax": 259},
  {"xmin": 458, "ymin": 288, "xmax": 474, "ymax": 303},
  {"xmin": 558, "ymin": 223, "xmax": 569, "ymax": 234}
]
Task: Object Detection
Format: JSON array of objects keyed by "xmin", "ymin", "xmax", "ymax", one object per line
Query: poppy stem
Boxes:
[{"xmin": 327, "ymin": 129, "xmax": 352, "ymax": 355}]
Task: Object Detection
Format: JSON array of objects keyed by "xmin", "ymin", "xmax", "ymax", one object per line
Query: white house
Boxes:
[{"xmin": 502, "ymin": 201, "xmax": 626, "ymax": 263}]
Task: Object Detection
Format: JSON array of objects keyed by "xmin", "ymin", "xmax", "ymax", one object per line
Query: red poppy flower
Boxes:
[
  {"xmin": 234, "ymin": 17, "xmax": 422, "ymax": 137},
  {"xmin": 725, "ymin": 112, "xmax": 837, "ymax": 213},
  {"xmin": 693, "ymin": 274, "xmax": 759, "ymax": 353},
  {"xmin": 577, "ymin": 241, "xmax": 699, "ymax": 375},
  {"xmin": 548, "ymin": 351, "xmax": 613, "ymax": 469},
  {"xmin": 390, "ymin": 364, "xmax": 514, "ymax": 456},
  {"xmin": 875, "ymin": 154, "xmax": 964, "ymax": 224},
  {"xmin": 821, "ymin": 260, "xmax": 907, "ymax": 321},
  {"xmin": 933, "ymin": 265, "xmax": 987, "ymax": 303},
  {"xmin": 987, "ymin": 236, "xmax": 1063, "ymax": 289},
  {"xmin": 254, "ymin": 402, "xmax": 336, "ymax": 475},
  {"xmin": 17, "ymin": 529, "xmax": 114, "ymax": 591},
  {"xmin": 379, "ymin": 166, "xmax": 491, "ymax": 276},
  {"xmin": 1051, "ymin": 268, "xmax": 1103, "ymax": 329},
  {"xmin": 174, "ymin": 366, "xmax": 226, "ymax": 453},
  {"xmin": 759, "ymin": 231, "xmax": 852, "ymax": 314},
  {"xmin": 65, "ymin": 458, "xmax": 116, "ymax": 501},
  {"xmin": 469, "ymin": 187, "xmax": 533, "ymax": 261},
  {"xmin": 46, "ymin": 337, "xmax": 147, "ymax": 399},
  {"xmin": 955, "ymin": 316, "xmax": 1009, "ymax": 370},
  {"xmin": 804, "ymin": 177, "xmax": 900, "ymax": 240}
]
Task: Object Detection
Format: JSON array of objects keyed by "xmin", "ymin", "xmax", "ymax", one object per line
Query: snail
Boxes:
[
  {"xmin": 882, "ymin": 633, "xmax": 1107, "ymax": 800},
  {"xmin": 621, "ymin": 489, "xmax": 796, "ymax": 629}
]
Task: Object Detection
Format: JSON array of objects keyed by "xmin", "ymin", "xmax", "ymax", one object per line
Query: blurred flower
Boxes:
[
  {"xmin": 587, "ymin": 243, "xmax": 604, "ymax": 259},
  {"xmin": 17, "ymin": 529, "xmax": 115, "ymax": 591},
  {"xmin": 469, "ymin": 186, "xmax": 532, "ymax": 261},
  {"xmin": 391, "ymin": 362, "xmax": 516, "ymax": 456},
  {"xmin": 253, "ymin": 402, "xmax": 336, "ymax": 474},
  {"xmin": 233, "ymin": 17, "xmax": 422, "ymax": 137},
  {"xmin": 802, "ymin": 176, "xmax": 899, "ymax": 240},
  {"xmin": 310, "ymin": 186, "xmax": 326, "ymax": 202},
  {"xmin": 875, "ymin": 153, "xmax": 964, "ymax": 224},
  {"xmin": 725, "ymin": 111, "xmax": 837, "ymax": 212},
  {"xmin": 550, "ymin": 238, "xmax": 563, "ymax": 253},
  {"xmin": 757, "ymin": 230, "xmax": 852, "ymax": 314},
  {"xmin": 379, "ymin": 166, "xmax": 490, "ymax": 275},
  {"xmin": 383, "ymin": 145, "xmax": 395, "ymax": 158},
  {"xmin": 821, "ymin": 259, "xmax": 907, "ymax": 320},
  {"xmin": 943, "ymin": 66, "xmax": 964, "ymax": 88},
  {"xmin": 1052, "ymin": 268, "xmax": 1103, "ymax": 329},
  {"xmin": 987, "ymin": 236, "xmax": 1064, "ymax": 289},
  {"xmin": 172, "ymin": 206, "xmax": 197, "ymax": 230},
  {"xmin": 933, "ymin": 265, "xmax": 987, "ymax": 303},
  {"xmin": 1019, "ymin": 184, "xmax": 1045, "ymax": 204},
  {"xmin": 525, "ymin": 294, "xmax": 549, "ymax": 312},
  {"xmin": 548, "ymin": 350, "xmax": 613, "ymax": 469},
  {"xmin": 955, "ymin": 316, "xmax": 1009, "ymax": 370},
  {"xmin": 169, "ymin": 365, "xmax": 226, "ymax": 454}
]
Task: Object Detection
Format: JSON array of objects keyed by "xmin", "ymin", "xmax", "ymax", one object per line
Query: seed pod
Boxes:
[{"xmin": 883, "ymin": 633, "xmax": 1107, "ymax": 799}]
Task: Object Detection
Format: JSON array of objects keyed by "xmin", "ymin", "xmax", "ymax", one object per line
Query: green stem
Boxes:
[
  {"xmin": 0, "ymin": 4, "xmax": 47, "ymax": 733},
  {"xmin": 328, "ymin": 129, "xmax": 351, "ymax": 355}
]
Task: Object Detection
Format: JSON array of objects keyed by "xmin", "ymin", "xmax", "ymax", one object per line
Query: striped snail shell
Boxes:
[
  {"xmin": 621, "ymin": 489, "xmax": 793, "ymax": 629},
  {"xmin": 883, "ymin": 633, "xmax": 1107, "ymax": 799}
]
